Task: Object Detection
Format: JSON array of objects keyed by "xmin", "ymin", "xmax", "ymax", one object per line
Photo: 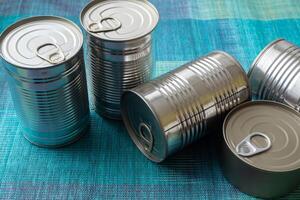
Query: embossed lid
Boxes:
[
  {"xmin": 0, "ymin": 16, "xmax": 83, "ymax": 68},
  {"xmin": 223, "ymin": 101, "xmax": 300, "ymax": 172},
  {"xmin": 121, "ymin": 90, "xmax": 167, "ymax": 163},
  {"xmin": 80, "ymin": 0, "xmax": 159, "ymax": 41}
]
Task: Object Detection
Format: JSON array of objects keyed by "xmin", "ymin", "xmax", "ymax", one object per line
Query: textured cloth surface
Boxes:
[{"xmin": 1, "ymin": 0, "xmax": 300, "ymax": 199}]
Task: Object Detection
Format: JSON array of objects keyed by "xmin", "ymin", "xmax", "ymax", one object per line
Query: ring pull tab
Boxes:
[
  {"xmin": 88, "ymin": 17, "xmax": 122, "ymax": 33},
  {"xmin": 36, "ymin": 43, "xmax": 66, "ymax": 64},
  {"xmin": 138, "ymin": 123, "xmax": 154, "ymax": 153},
  {"xmin": 236, "ymin": 132, "xmax": 272, "ymax": 157}
]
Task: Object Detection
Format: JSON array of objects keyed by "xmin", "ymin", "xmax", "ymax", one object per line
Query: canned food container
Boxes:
[
  {"xmin": 0, "ymin": 16, "xmax": 90, "ymax": 147},
  {"xmin": 249, "ymin": 39, "xmax": 300, "ymax": 111},
  {"xmin": 121, "ymin": 51, "xmax": 251, "ymax": 162},
  {"xmin": 80, "ymin": 0, "xmax": 159, "ymax": 120},
  {"xmin": 222, "ymin": 101, "xmax": 300, "ymax": 198}
]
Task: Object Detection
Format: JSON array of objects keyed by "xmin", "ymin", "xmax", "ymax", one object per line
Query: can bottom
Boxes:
[{"xmin": 22, "ymin": 116, "xmax": 91, "ymax": 148}]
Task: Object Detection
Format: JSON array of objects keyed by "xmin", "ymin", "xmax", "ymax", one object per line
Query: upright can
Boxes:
[
  {"xmin": 249, "ymin": 39, "xmax": 300, "ymax": 111},
  {"xmin": 0, "ymin": 16, "xmax": 90, "ymax": 147},
  {"xmin": 222, "ymin": 101, "xmax": 300, "ymax": 198},
  {"xmin": 80, "ymin": 0, "xmax": 159, "ymax": 120},
  {"xmin": 121, "ymin": 51, "xmax": 251, "ymax": 162}
]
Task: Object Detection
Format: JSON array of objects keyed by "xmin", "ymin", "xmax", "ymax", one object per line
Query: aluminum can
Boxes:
[
  {"xmin": 0, "ymin": 16, "xmax": 90, "ymax": 147},
  {"xmin": 249, "ymin": 39, "xmax": 300, "ymax": 111},
  {"xmin": 80, "ymin": 0, "xmax": 159, "ymax": 120},
  {"xmin": 222, "ymin": 101, "xmax": 300, "ymax": 198},
  {"xmin": 121, "ymin": 51, "xmax": 250, "ymax": 162}
]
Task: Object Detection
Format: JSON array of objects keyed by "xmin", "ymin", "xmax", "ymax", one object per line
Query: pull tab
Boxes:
[
  {"xmin": 36, "ymin": 43, "xmax": 66, "ymax": 64},
  {"xmin": 88, "ymin": 17, "xmax": 122, "ymax": 33},
  {"xmin": 236, "ymin": 132, "xmax": 271, "ymax": 157},
  {"xmin": 138, "ymin": 123, "xmax": 154, "ymax": 153}
]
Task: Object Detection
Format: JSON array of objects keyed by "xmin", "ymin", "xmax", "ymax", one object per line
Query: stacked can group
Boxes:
[
  {"xmin": 122, "ymin": 51, "xmax": 251, "ymax": 162},
  {"xmin": 80, "ymin": 0, "xmax": 159, "ymax": 120},
  {"xmin": 0, "ymin": 16, "xmax": 90, "ymax": 147}
]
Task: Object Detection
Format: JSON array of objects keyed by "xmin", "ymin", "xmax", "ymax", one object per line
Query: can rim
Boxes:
[
  {"xmin": 0, "ymin": 15, "xmax": 84, "ymax": 70},
  {"xmin": 247, "ymin": 38, "xmax": 285, "ymax": 78},
  {"xmin": 121, "ymin": 90, "xmax": 168, "ymax": 163},
  {"xmin": 80, "ymin": 0, "xmax": 159, "ymax": 42},
  {"xmin": 223, "ymin": 100, "xmax": 300, "ymax": 173}
]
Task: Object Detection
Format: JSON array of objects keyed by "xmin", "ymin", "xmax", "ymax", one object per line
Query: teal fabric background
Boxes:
[{"xmin": 1, "ymin": 0, "xmax": 300, "ymax": 199}]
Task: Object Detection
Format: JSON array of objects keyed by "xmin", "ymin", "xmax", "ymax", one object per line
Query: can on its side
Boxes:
[
  {"xmin": 121, "ymin": 51, "xmax": 251, "ymax": 162},
  {"xmin": 221, "ymin": 101, "xmax": 300, "ymax": 198},
  {"xmin": 249, "ymin": 39, "xmax": 300, "ymax": 111},
  {"xmin": 80, "ymin": 0, "xmax": 159, "ymax": 120},
  {"xmin": 0, "ymin": 16, "xmax": 90, "ymax": 147}
]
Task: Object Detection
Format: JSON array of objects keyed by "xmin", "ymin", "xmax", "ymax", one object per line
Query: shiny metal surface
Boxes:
[
  {"xmin": 0, "ymin": 16, "xmax": 90, "ymax": 147},
  {"xmin": 235, "ymin": 132, "xmax": 272, "ymax": 157},
  {"xmin": 222, "ymin": 101, "xmax": 300, "ymax": 198},
  {"xmin": 81, "ymin": 0, "xmax": 159, "ymax": 41},
  {"xmin": 0, "ymin": 16, "xmax": 83, "ymax": 68},
  {"xmin": 249, "ymin": 39, "xmax": 300, "ymax": 111},
  {"xmin": 80, "ymin": 0, "xmax": 159, "ymax": 120},
  {"xmin": 121, "ymin": 51, "xmax": 251, "ymax": 162}
]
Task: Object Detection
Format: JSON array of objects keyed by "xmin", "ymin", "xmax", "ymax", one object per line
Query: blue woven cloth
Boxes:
[{"xmin": 1, "ymin": 0, "xmax": 300, "ymax": 199}]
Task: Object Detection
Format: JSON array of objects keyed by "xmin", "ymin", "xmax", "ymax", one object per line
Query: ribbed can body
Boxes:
[
  {"xmin": 3, "ymin": 48, "xmax": 90, "ymax": 147},
  {"xmin": 121, "ymin": 51, "xmax": 251, "ymax": 162},
  {"xmin": 249, "ymin": 39, "xmax": 300, "ymax": 111},
  {"xmin": 87, "ymin": 34, "xmax": 152, "ymax": 120}
]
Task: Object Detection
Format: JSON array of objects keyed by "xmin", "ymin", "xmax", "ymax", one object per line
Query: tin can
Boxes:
[
  {"xmin": 80, "ymin": 0, "xmax": 159, "ymax": 120},
  {"xmin": 121, "ymin": 51, "xmax": 251, "ymax": 162},
  {"xmin": 0, "ymin": 16, "xmax": 90, "ymax": 147},
  {"xmin": 249, "ymin": 39, "xmax": 300, "ymax": 111},
  {"xmin": 221, "ymin": 101, "xmax": 300, "ymax": 198}
]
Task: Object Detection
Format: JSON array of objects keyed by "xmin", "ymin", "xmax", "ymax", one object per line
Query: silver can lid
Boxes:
[
  {"xmin": 80, "ymin": 0, "xmax": 159, "ymax": 41},
  {"xmin": 0, "ymin": 16, "xmax": 83, "ymax": 68},
  {"xmin": 223, "ymin": 101, "xmax": 300, "ymax": 172},
  {"xmin": 121, "ymin": 90, "xmax": 168, "ymax": 163}
]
